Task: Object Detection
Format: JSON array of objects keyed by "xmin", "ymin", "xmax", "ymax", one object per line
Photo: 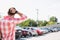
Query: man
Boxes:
[{"xmin": 0, "ymin": 7, "xmax": 27, "ymax": 40}]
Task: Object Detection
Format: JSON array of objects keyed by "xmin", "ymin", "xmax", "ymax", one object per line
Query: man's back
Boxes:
[{"xmin": 0, "ymin": 20, "xmax": 16, "ymax": 40}]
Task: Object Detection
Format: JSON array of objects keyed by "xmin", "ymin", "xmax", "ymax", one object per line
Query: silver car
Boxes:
[{"xmin": 24, "ymin": 27, "xmax": 38, "ymax": 36}]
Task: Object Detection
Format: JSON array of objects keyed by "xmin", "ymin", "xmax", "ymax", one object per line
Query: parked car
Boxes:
[
  {"xmin": 15, "ymin": 29, "xmax": 22, "ymax": 39},
  {"xmin": 40, "ymin": 27, "xmax": 54, "ymax": 33},
  {"xmin": 24, "ymin": 27, "xmax": 38, "ymax": 36},
  {"xmin": 15, "ymin": 26, "xmax": 29, "ymax": 38},
  {"xmin": 48, "ymin": 27, "xmax": 58, "ymax": 32},
  {"xmin": 40, "ymin": 28, "xmax": 49, "ymax": 34},
  {"xmin": 56, "ymin": 27, "xmax": 60, "ymax": 31},
  {"xmin": 15, "ymin": 26, "xmax": 22, "ymax": 39},
  {"xmin": 21, "ymin": 29, "xmax": 30, "ymax": 37},
  {"xmin": 31, "ymin": 27, "xmax": 43, "ymax": 35}
]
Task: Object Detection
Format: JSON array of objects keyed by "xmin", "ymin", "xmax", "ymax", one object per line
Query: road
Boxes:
[{"xmin": 16, "ymin": 31, "xmax": 60, "ymax": 40}]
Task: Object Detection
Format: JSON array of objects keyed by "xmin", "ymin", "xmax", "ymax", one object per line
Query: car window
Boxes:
[
  {"xmin": 24, "ymin": 28, "xmax": 26, "ymax": 29},
  {"xmin": 27, "ymin": 28, "xmax": 29, "ymax": 30},
  {"xmin": 31, "ymin": 28, "xmax": 33, "ymax": 30}
]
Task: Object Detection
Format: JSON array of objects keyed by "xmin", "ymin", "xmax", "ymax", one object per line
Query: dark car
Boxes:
[
  {"xmin": 15, "ymin": 26, "xmax": 29, "ymax": 38},
  {"xmin": 15, "ymin": 29, "xmax": 22, "ymax": 39},
  {"xmin": 40, "ymin": 28, "xmax": 53, "ymax": 32},
  {"xmin": 21, "ymin": 29, "xmax": 29, "ymax": 37},
  {"xmin": 49, "ymin": 27, "xmax": 58, "ymax": 32}
]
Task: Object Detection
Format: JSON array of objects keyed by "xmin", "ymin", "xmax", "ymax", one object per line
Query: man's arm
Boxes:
[
  {"xmin": 15, "ymin": 11, "xmax": 27, "ymax": 24},
  {"xmin": 17, "ymin": 12, "xmax": 27, "ymax": 20},
  {"xmin": 17, "ymin": 12, "xmax": 23, "ymax": 17}
]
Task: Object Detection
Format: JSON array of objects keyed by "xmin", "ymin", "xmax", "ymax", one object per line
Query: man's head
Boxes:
[{"xmin": 8, "ymin": 7, "xmax": 17, "ymax": 15}]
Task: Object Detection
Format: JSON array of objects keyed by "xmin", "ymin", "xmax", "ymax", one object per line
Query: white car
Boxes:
[
  {"xmin": 40, "ymin": 28, "xmax": 49, "ymax": 34},
  {"xmin": 24, "ymin": 27, "xmax": 38, "ymax": 36}
]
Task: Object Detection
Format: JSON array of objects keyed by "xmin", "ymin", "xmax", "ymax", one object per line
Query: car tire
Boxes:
[{"xmin": 29, "ymin": 32, "xmax": 33, "ymax": 36}]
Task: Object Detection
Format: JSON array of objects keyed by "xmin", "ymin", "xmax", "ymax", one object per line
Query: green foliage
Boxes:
[
  {"xmin": 43, "ymin": 20, "xmax": 48, "ymax": 26},
  {"xmin": 17, "ymin": 16, "xmax": 58, "ymax": 27},
  {"xmin": 17, "ymin": 19, "xmax": 30, "ymax": 27},
  {"xmin": 46, "ymin": 16, "xmax": 57, "ymax": 25},
  {"xmin": 46, "ymin": 21, "xmax": 56, "ymax": 26},
  {"xmin": 29, "ymin": 20, "xmax": 37, "ymax": 27},
  {"xmin": 38, "ymin": 21, "xmax": 43, "ymax": 26},
  {"xmin": 50, "ymin": 16, "xmax": 57, "ymax": 22},
  {"xmin": 38, "ymin": 20, "xmax": 48, "ymax": 26},
  {"xmin": 17, "ymin": 19, "xmax": 37, "ymax": 27}
]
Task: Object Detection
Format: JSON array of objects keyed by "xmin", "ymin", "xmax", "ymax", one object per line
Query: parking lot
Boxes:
[{"xmin": 16, "ymin": 31, "xmax": 60, "ymax": 40}]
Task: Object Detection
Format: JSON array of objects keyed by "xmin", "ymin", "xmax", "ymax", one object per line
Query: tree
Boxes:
[
  {"xmin": 38, "ymin": 21, "xmax": 43, "ymax": 26},
  {"xmin": 17, "ymin": 19, "xmax": 30, "ymax": 27},
  {"xmin": 50, "ymin": 16, "xmax": 57, "ymax": 22},
  {"xmin": 43, "ymin": 20, "xmax": 48, "ymax": 26},
  {"xmin": 46, "ymin": 16, "xmax": 57, "ymax": 25},
  {"xmin": 17, "ymin": 19, "xmax": 37, "ymax": 27},
  {"xmin": 47, "ymin": 21, "xmax": 56, "ymax": 25},
  {"xmin": 38, "ymin": 20, "xmax": 48, "ymax": 26},
  {"xmin": 29, "ymin": 19, "xmax": 37, "ymax": 27},
  {"xmin": 17, "ymin": 16, "xmax": 58, "ymax": 27}
]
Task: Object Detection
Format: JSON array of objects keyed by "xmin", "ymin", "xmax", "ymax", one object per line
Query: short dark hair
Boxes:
[{"xmin": 8, "ymin": 7, "xmax": 16, "ymax": 15}]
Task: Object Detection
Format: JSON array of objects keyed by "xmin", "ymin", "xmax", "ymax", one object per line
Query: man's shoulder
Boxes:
[{"xmin": 4, "ymin": 16, "xmax": 9, "ymax": 18}]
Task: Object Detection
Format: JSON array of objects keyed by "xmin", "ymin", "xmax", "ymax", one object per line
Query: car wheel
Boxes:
[
  {"xmin": 29, "ymin": 32, "xmax": 33, "ymax": 36},
  {"xmin": 24, "ymin": 35, "xmax": 26, "ymax": 37}
]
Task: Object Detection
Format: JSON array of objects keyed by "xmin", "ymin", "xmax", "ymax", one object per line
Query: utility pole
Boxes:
[{"xmin": 36, "ymin": 9, "xmax": 39, "ymax": 27}]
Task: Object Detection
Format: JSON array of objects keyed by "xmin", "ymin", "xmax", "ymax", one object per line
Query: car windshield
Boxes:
[
  {"xmin": 40, "ymin": 28, "xmax": 48, "ymax": 30},
  {"xmin": 15, "ymin": 26, "xmax": 24, "ymax": 30}
]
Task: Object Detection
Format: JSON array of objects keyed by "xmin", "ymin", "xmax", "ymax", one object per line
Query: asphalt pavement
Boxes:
[{"xmin": 16, "ymin": 31, "xmax": 60, "ymax": 40}]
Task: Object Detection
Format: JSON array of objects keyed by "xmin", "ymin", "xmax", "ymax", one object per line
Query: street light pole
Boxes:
[{"xmin": 36, "ymin": 9, "xmax": 39, "ymax": 27}]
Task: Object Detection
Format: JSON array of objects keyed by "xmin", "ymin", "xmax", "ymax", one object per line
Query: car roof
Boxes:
[{"xmin": 15, "ymin": 26, "xmax": 23, "ymax": 30}]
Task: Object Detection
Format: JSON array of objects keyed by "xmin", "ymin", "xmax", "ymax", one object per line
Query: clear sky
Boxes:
[{"xmin": 0, "ymin": 0, "xmax": 60, "ymax": 22}]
